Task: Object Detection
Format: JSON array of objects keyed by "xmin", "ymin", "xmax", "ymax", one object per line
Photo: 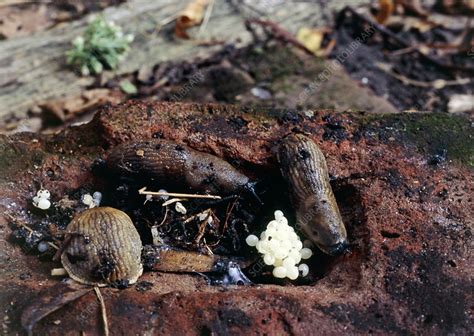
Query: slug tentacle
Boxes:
[{"xmin": 277, "ymin": 134, "xmax": 348, "ymax": 256}]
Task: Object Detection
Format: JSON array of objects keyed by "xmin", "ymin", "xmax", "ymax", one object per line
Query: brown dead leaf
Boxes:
[
  {"xmin": 21, "ymin": 281, "xmax": 92, "ymax": 336},
  {"xmin": 39, "ymin": 89, "xmax": 123, "ymax": 124},
  {"xmin": 376, "ymin": 0, "xmax": 395, "ymax": 24},
  {"xmin": 175, "ymin": 0, "xmax": 210, "ymax": 39}
]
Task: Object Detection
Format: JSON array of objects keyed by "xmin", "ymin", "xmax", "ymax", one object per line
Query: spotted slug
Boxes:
[
  {"xmin": 276, "ymin": 134, "xmax": 348, "ymax": 256},
  {"xmin": 107, "ymin": 139, "xmax": 256, "ymax": 197},
  {"xmin": 59, "ymin": 207, "xmax": 143, "ymax": 286}
]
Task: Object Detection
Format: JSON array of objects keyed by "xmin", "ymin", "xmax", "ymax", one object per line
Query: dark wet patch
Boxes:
[
  {"xmin": 317, "ymin": 301, "xmax": 408, "ymax": 335},
  {"xmin": 384, "ymin": 247, "xmax": 471, "ymax": 333},
  {"xmin": 135, "ymin": 281, "xmax": 153, "ymax": 292},
  {"xmin": 322, "ymin": 114, "xmax": 349, "ymax": 143}
]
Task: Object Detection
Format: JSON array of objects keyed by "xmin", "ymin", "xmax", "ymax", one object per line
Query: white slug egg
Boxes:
[
  {"xmin": 33, "ymin": 189, "xmax": 51, "ymax": 210},
  {"xmin": 245, "ymin": 210, "xmax": 312, "ymax": 280},
  {"xmin": 175, "ymin": 202, "xmax": 187, "ymax": 214},
  {"xmin": 37, "ymin": 198, "xmax": 51, "ymax": 210}
]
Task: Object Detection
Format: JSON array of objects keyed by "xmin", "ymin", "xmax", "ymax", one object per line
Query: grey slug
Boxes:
[
  {"xmin": 59, "ymin": 207, "xmax": 143, "ymax": 286},
  {"xmin": 107, "ymin": 139, "xmax": 258, "ymax": 197},
  {"xmin": 276, "ymin": 134, "xmax": 348, "ymax": 256}
]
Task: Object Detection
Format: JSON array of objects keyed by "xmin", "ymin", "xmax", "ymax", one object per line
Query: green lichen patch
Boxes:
[{"xmin": 360, "ymin": 113, "xmax": 474, "ymax": 167}]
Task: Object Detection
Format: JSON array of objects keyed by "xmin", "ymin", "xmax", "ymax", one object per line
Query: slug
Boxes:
[
  {"xmin": 276, "ymin": 134, "xmax": 348, "ymax": 256},
  {"xmin": 106, "ymin": 139, "xmax": 258, "ymax": 197},
  {"xmin": 59, "ymin": 207, "xmax": 143, "ymax": 286}
]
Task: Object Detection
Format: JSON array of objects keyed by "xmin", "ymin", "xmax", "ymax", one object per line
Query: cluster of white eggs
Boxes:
[
  {"xmin": 82, "ymin": 191, "xmax": 102, "ymax": 208},
  {"xmin": 32, "ymin": 189, "xmax": 51, "ymax": 210},
  {"xmin": 246, "ymin": 210, "xmax": 312, "ymax": 280}
]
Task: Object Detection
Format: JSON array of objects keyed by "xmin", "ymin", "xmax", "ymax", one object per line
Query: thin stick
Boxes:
[
  {"xmin": 138, "ymin": 187, "xmax": 221, "ymax": 199},
  {"xmin": 199, "ymin": 0, "xmax": 215, "ymax": 34},
  {"xmin": 376, "ymin": 63, "xmax": 471, "ymax": 88},
  {"xmin": 94, "ymin": 287, "xmax": 109, "ymax": 336}
]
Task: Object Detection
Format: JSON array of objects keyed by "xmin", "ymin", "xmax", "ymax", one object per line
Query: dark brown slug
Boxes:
[
  {"xmin": 107, "ymin": 139, "xmax": 256, "ymax": 197},
  {"xmin": 60, "ymin": 207, "xmax": 143, "ymax": 286},
  {"xmin": 277, "ymin": 134, "xmax": 348, "ymax": 256}
]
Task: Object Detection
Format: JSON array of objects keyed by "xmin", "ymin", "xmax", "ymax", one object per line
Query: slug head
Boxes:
[{"xmin": 298, "ymin": 197, "xmax": 348, "ymax": 256}]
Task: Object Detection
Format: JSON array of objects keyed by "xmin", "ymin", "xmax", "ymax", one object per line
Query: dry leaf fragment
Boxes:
[
  {"xmin": 175, "ymin": 0, "xmax": 210, "ymax": 39},
  {"xmin": 296, "ymin": 27, "xmax": 333, "ymax": 57},
  {"xmin": 376, "ymin": 0, "xmax": 395, "ymax": 24}
]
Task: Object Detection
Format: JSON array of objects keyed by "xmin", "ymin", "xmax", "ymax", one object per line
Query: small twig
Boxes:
[
  {"xmin": 94, "ymin": 287, "xmax": 109, "ymax": 336},
  {"xmin": 139, "ymin": 187, "xmax": 221, "ymax": 200},
  {"xmin": 51, "ymin": 268, "xmax": 67, "ymax": 276},
  {"xmin": 339, "ymin": 6, "xmax": 474, "ymax": 74},
  {"xmin": 245, "ymin": 18, "xmax": 315, "ymax": 55},
  {"xmin": 162, "ymin": 198, "xmax": 187, "ymax": 207},
  {"xmin": 221, "ymin": 196, "xmax": 239, "ymax": 236},
  {"xmin": 183, "ymin": 208, "xmax": 211, "ymax": 224},
  {"xmin": 199, "ymin": 0, "xmax": 215, "ymax": 34},
  {"xmin": 203, "ymin": 238, "xmax": 214, "ymax": 255},
  {"xmin": 376, "ymin": 62, "xmax": 471, "ymax": 88},
  {"xmin": 158, "ymin": 206, "xmax": 169, "ymax": 226}
]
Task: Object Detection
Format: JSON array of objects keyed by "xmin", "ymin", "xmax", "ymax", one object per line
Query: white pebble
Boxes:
[
  {"xmin": 175, "ymin": 202, "xmax": 187, "ymax": 214},
  {"xmin": 298, "ymin": 263, "xmax": 309, "ymax": 277},
  {"xmin": 263, "ymin": 254, "xmax": 275, "ymax": 266},
  {"xmin": 287, "ymin": 266, "xmax": 299, "ymax": 280},
  {"xmin": 245, "ymin": 235, "xmax": 259, "ymax": 247},
  {"xmin": 272, "ymin": 266, "xmax": 287, "ymax": 278},
  {"xmin": 37, "ymin": 198, "xmax": 51, "ymax": 210},
  {"xmin": 300, "ymin": 248, "xmax": 313, "ymax": 259}
]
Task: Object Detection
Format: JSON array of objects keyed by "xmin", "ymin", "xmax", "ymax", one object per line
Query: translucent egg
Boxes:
[
  {"xmin": 246, "ymin": 235, "xmax": 259, "ymax": 247},
  {"xmin": 298, "ymin": 263, "xmax": 309, "ymax": 277},
  {"xmin": 293, "ymin": 240, "xmax": 303, "ymax": 251},
  {"xmin": 272, "ymin": 266, "xmax": 287, "ymax": 278},
  {"xmin": 263, "ymin": 254, "xmax": 275, "ymax": 266},
  {"xmin": 269, "ymin": 239, "xmax": 280, "ymax": 252},
  {"xmin": 37, "ymin": 198, "xmax": 51, "ymax": 210},
  {"xmin": 277, "ymin": 216, "xmax": 288, "ymax": 226},
  {"xmin": 274, "ymin": 210, "xmax": 284, "ymax": 220},
  {"xmin": 282, "ymin": 256, "xmax": 296, "ymax": 269},
  {"xmin": 274, "ymin": 249, "xmax": 289, "ymax": 260},
  {"xmin": 267, "ymin": 220, "xmax": 278, "ymax": 230},
  {"xmin": 266, "ymin": 227, "xmax": 277, "ymax": 237},
  {"xmin": 287, "ymin": 266, "xmax": 299, "ymax": 280},
  {"xmin": 273, "ymin": 258, "xmax": 283, "ymax": 267},
  {"xmin": 300, "ymin": 248, "xmax": 313, "ymax": 259},
  {"xmin": 289, "ymin": 250, "xmax": 302, "ymax": 264}
]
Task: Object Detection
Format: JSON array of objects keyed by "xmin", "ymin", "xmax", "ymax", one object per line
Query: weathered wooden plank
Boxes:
[{"xmin": 0, "ymin": 0, "xmax": 365, "ymax": 125}]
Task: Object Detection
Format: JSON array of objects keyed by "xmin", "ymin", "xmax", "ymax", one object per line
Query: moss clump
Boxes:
[
  {"xmin": 66, "ymin": 17, "xmax": 134, "ymax": 76},
  {"xmin": 362, "ymin": 113, "xmax": 474, "ymax": 167}
]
